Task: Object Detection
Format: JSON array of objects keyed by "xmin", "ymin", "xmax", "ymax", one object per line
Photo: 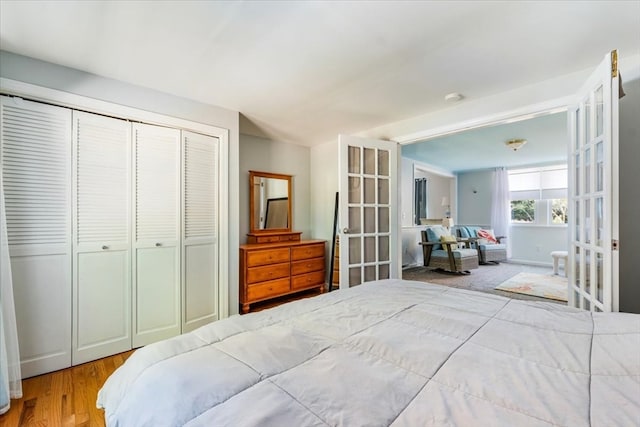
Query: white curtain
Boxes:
[
  {"xmin": 1, "ymin": 186, "xmax": 22, "ymax": 414},
  {"xmin": 491, "ymin": 167, "xmax": 511, "ymax": 257}
]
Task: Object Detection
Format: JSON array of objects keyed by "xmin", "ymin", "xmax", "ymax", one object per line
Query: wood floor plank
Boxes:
[{"xmin": 0, "ymin": 351, "xmax": 133, "ymax": 427}]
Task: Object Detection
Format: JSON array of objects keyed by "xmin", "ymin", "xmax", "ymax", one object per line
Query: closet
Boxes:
[{"xmin": 0, "ymin": 95, "xmax": 222, "ymax": 377}]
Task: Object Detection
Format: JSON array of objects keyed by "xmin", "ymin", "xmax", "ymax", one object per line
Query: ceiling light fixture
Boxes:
[
  {"xmin": 506, "ymin": 138, "xmax": 527, "ymax": 151},
  {"xmin": 444, "ymin": 92, "xmax": 464, "ymax": 103}
]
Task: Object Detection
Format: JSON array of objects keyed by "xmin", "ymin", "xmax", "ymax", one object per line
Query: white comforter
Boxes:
[{"xmin": 97, "ymin": 279, "xmax": 640, "ymax": 426}]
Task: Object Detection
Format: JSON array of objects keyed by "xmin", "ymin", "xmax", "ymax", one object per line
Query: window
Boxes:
[
  {"xmin": 414, "ymin": 178, "xmax": 427, "ymax": 225},
  {"xmin": 509, "ymin": 165, "xmax": 568, "ymax": 225}
]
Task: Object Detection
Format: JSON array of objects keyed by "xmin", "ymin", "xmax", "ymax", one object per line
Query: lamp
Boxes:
[
  {"xmin": 506, "ymin": 138, "xmax": 527, "ymax": 151},
  {"xmin": 442, "ymin": 217, "xmax": 454, "ymax": 230},
  {"xmin": 441, "ymin": 197, "xmax": 450, "ymax": 218}
]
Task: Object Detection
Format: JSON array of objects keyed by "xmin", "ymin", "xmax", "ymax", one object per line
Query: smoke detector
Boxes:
[{"xmin": 444, "ymin": 92, "xmax": 464, "ymax": 103}]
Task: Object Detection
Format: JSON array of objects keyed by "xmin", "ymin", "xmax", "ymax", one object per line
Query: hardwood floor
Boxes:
[{"xmin": 0, "ymin": 351, "xmax": 134, "ymax": 427}]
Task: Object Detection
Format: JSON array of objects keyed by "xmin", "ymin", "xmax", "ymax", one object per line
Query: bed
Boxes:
[{"xmin": 97, "ymin": 279, "xmax": 640, "ymax": 426}]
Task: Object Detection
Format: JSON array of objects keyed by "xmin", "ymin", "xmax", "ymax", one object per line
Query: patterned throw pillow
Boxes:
[{"xmin": 477, "ymin": 229, "xmax": 498, "ymax": 243}]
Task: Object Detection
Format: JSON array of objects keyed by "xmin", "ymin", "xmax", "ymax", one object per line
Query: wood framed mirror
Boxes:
[{"xmin": 249, "ymin": 171, "xmax": 293, "ymax": 234}]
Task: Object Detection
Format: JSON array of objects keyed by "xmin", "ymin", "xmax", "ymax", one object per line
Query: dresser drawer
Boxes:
[
  {"xmin": 246, "ymin": 248, "xmax": 290, "ymax": 267},
  {"xmin": 247, "ymin": 278, "xmax": 290, "ymax": 301},
  {"xmin": 291, "ymin": 270, "xmax": 325, "ymax": 290},
  {"xmin": 246, "ymin": 263, "xmax": 290, "ymax": 284},
  {"xmin": 291, "ymin": 257, "xmax": 325, "ymax": 275},
  {"xmin": 291, "ymin": 244, "xmax": 324, "ymax": 261}
]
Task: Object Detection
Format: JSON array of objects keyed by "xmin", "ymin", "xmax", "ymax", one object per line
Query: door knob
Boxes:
[
  {"xmin": 342, "ymin": 228, "xmax": 349, "ymax": 234},
  {"xmin": 155, "ymin": 242, "xmax": 162, "ymax": 247}
]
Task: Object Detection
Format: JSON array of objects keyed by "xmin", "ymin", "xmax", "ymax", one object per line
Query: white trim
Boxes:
[
  {"xmin": 395, "ymin": 98, "xmax": 571, "ymax": 144},
  {"xmin": 413, "ymin": 161, "xmax": 455, "ymax": 178},
  {"xmin": 506, "ymin": 259, "xmax": 554, "ymax": 268},
  {"xmin": 1, "ymin": 77, "xmax": 231, "ymax": 320}
]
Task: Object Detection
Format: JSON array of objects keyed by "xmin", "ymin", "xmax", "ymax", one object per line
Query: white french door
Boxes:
[
  {"xmin": 132, "ymin": 123, "xmax": 181, "ymax": 347},
  {"xmin": 338, "ymin": 134, "xmax": 399, "ymax": 289},
  {"xmin": 568, "ymin": 50, "xmax": 619, "ymax": 312}
]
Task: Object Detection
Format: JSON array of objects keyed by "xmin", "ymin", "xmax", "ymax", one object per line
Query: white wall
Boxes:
[
  {"xmin": 619, "ymin": 77, "xmax": 640, "ymax": 314},
  {"xmin": 239, "ymin": 134, "xmax": 311, "ymax": 242},
  {"xmin": 0, "ymin": 51, "xmax": 242, "ymax": 314},
  {"xmin": 457, "ymin": 170, "xmax": 493, "ymax": 226},
  {"xmin": 309, "ymin": 141, "xmax": 339, "ymax": 275},
  {"xmin": 510, "ymin": 226, "xmax": 568, "ymax": 266}
]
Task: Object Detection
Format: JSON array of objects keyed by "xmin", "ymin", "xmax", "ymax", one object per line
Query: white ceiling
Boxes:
[
  {"xmin": 402, "ymin": 112, "xmax": 568, "ymax": 173},
  {"xmin": 1, "ymin": 1, "xmax": 639, "ymax": 146}
]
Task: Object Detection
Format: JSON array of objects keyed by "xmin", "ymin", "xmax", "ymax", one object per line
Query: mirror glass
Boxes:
[{"xmin": 249, "ymin": 171, "xmax": 292, "ymax": 233}]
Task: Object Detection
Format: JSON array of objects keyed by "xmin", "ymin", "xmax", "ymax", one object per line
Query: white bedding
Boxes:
[{"xmin": 97, "ymin": 279, "xmax": 640, "ymax": 426}]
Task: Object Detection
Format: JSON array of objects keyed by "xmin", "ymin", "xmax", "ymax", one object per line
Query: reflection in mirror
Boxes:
[{"xmin": 249, "ymin": 171, "xmax": 292, "ymax": 233}]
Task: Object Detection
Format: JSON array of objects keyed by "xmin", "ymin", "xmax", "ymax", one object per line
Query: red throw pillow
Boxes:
[{"xmin": 477, "ymin": 229, "xmax": 498, "ymax": 243}]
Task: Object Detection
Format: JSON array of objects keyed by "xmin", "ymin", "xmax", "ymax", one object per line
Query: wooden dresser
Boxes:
[{"xmin": 239, "ymin": 239, "xmax": 326, "ymax": 313}]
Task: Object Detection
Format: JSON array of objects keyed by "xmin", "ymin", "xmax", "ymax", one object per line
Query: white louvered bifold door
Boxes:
[
  {"xmin": 182, "ymin": 130, "xmax": 219, "ymax": 332},
  {"xmin": 132, "ymin": 123, "xmax": 181, "ymax": 347},
  {"xmin": 0, "ymin": 96, "xmax": 72, "ymax": 378},
  {"xmin": 72, "ymin": 111, "xmax": 131, "ymax": 365}
]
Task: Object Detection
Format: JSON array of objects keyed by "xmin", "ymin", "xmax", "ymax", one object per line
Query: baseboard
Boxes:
[
  {"xmin": 402, "ymin": 263, "xmax": 421, "ymax": 270},
  {"xmin": 506, "ymin": 259, "xmax": 553, "ymax": 268}
]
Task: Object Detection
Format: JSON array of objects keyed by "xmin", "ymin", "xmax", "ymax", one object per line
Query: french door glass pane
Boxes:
[
  {"xmin": 585, "ymin": 96, "xmax": 592, "ymax": 142},
  {"xmin": 378, "ymin": 207, "xmax": 389, "ymax": 233},
  {"xmin": 364, "ymin": 236, "xmax": 376, "ymax": 263},
  {"xmin": 363, "ymin": 148, "xmax": 375, "ymax": 175},
  {"xmin": 584, "ymin": 148, "xmax": 591, "ymax": 194},
  {"xmin": 596, "ymin": 252, "xmax": 603, "ymax": 303},
  {"xmin": 379, "ymin": 264, "xmax": 390, "ymax": 280},
  {"xmin": 596, "ymin": 197, "xmax": 603, "ymax": 245},
  {"xmin": 349, "ymin": 207, "xmax": 361, "ymax": 234},
  {"xmin": 348, "ymin": 177, "xmax": 360, "ymax": 203},
  {"xmin": 379, "ymin": 236, "xmax": 389, "ymax": 261},
  {"xmin": 574, "ymin": 109, "xmax": 580, "ymax": 151},
  {"xmin": 596, "ymin": 141, "xmax": 604, "ymax": 192},
  {"xmin": 595, "ymin": 85, "xmax": 604, "ymax": 137},
  {"xmin": 349, "ymin": 237, "xmax": 361, "ymax": 264},
  {"xmin": 575, "ymin": 247, "xmax": 581, "ymax": 287},
  {"xmin": 378, "ymin": 150, "xmax": 389, "ymax": 176},
  {"xmin": 575, "ymin": 200, "xmax": 580, "ymax": 242},
  {"xmin": 364, "ymin": 207, "xmax": 375, "ymax": 233},
  {"xmin": 378, "ymin": 178, "xmax": 389, "ymax": 204},
  {"xmin": 349, "ymin": 267, "xmax": 361, "ymax": 286},
  {"xmin": 585, "ymin": 199, "xmax": 591, "ymax": 244},
  {"xmin": 364, "ymin": 265, "xmax": 376, "ymax": 282},
  {"xmin": 575, "ymin": 154, "xmax": 580, "ymax": 196},
  {"xmin": 364, "ymin": 178, "xmax": 375, "ymax": 203},
  {"xmin": 584, "ymin": 249, "xmax": 591, "ymax": 295},
  {"xmin": 348, "ymin": 147, "xmax": 360, "ymax": 173}
]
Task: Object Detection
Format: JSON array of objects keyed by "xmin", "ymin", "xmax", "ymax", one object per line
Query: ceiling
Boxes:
[
  {"xmin": 402, "ymin": 112, "xmax": 568, "ymax": 173},
  {"xmin": 1, "ymin": 1, "xmax": 639, "ymax": 147}
]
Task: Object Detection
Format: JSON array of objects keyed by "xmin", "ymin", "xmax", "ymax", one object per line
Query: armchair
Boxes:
[
  {"xmin": 455, "ymin": 226, "xmax": 507, "ymax": 264},
  {"xmin": 420, "ymin": 225, "xmax": 479, "ymax": 274}
]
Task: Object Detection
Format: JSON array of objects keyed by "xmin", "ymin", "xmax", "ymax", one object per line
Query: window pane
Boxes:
[
  {"xmin": 596, "ymin": 141, "xmax": 604, "ymax": 192},
  {"xmin": 595, "ymin": 85, "xmax": 604, "ymax": 138},
  {"xmin": 363, "ymin": 148, "xmax": 375, "ymax": 175},
  {"xmin": 511, "ymin": 200, "xmax": 535, "ymax": 223},
  {"xmin": 349, "ymin": 207, "xmax": 361, "ymax": 234},
  {"xmin": 551, "ymin": 199, "xmax": 568, "ymax": 224},
  {"xmin": 348, "ymin": 146, "xmax": 360, "ymax": 174},
  {"xmin": 584, "ymin": 148, "xmax": 591, "ymax": 194},
  {"xmin": 378, "ymin": 263, "xmax": 390, "ymax": 280},
  {"xmin": 348, "ymin": 177, "xmax": 360, "ymax": 204},
  {"xmin": 363, "ymin": 178, "xmax": 375, "ymax": 204},
  {"xmin": 349, "ymin": 237, "xmax": 361, "ymax": 264},
  {"xmin": 364, "ymin": 207, "xmax": 375, "ymax": 233},
  {"xmin": 378, "ymin": 178, "xmax": 389, "ymax": 204},
  {"xmin": 378, "ymin": 150, "xmax": 389, "ymax": 176},
  {"xmin": 349, "ymin": 267, "xmax": 361, "ymax": 286},
  {"xmin": 364, "ymin": 265, "xmax": 376, "ymax": 282},
  {"xmin": 364, "ymin": 236, "xmax": 376, "ymax": 263}
]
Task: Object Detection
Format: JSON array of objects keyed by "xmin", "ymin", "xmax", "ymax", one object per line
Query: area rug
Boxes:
[{"xmin": 495, "ymin": 272, "xmax": 568, "ymax": 302}]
